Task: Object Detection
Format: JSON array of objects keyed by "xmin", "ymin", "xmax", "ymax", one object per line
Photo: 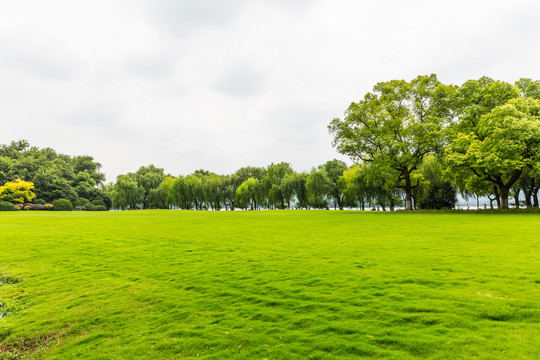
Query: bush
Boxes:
[
  {"xmin": 73, "ymin": 198, "xmax": 90, "ymax": 207},
  {"xmin": 30, "ymin": 204, "xmax": 46, "ymax": 211},
  {"xmin": 13, "ymin": 203, "xmax": 23, "ymax": 211},
  {"xmin": 85, "ymin": 203, "xmax": 97, "ymax": 211},
  {"xmin": 44, "ymin": 204, "xmax": 54, "ymax": 210},
  {"xmin": 91, "ymin": 199, "xmax": 107, "ymax": 208},
  {"xmin": 95, "ymin": 205, "xmax": 107, "ymax": 211},
  {"xmin": 52, "ymin": 199, "xmax": 73, "ymax": 211},
  {"xmin": 74, "ymin": 205, "xmax": 86, "ymax": 211},
  {"xmin": 33, "ymin": 199, "xmax": 46, "ymax": 205},
  {"xmin": 0, "ymin": 201, "xmax": 14, "ymax": 211}
]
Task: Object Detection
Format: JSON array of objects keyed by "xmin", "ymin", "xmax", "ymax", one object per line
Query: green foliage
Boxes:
[
  {"xmin": 109, "ymin": 175, "xmax": 144, "ymax": 210},
  {"xmin": 0, "ymin": 201, "xmax": 14, "ymax": 211},
  {"xmin": 0, "ymin": 140, "xmax": 106, "ymax": 204},
  {"xmin": 263, "ymin": 162, "xmax": 293, "ymax": 209},
  {"xmin": 131, "ymin": 165, "xmax": 166, "ymax": 209},
  {"xmin": 33, "ymin": 198, "xmax": 46, "ymax": 205},
  {"xmin": 329, "ymin": 74, "xmax": 455, "ymax": 210},
  {"xmin": 416, "ymin": 155, "xmax": 457, "ymax": 210},
  {"xmin": 91, "ymin": 199, "xmax": 107, "ymax": 208},
  {"xmin": 236, "ymin": 178, "xmax": 263, "ymax": 209},
  {"xmin": 446, "ymin": 97, "xmax": 540, "ymax": 208},
  {"xmin": 306, "ymin": 168, "xmax": 331, "ymax": 208},
  {"xmin": 85, "ymin": 203, "xmax": 97, "ymax": 211},
  {"xmin": 321, "ymin": 159, "xmax": 348, "ymax": 209},
  {"xmin": 94, "ymin": 205, "xmax": 107, "ymax": 211},
  {"xmin": 52, "ymin": 198, "xmax": 73, "ymax": 211},
  {"xmin": 339, "ymin": 164, "xmax": 368, "ymax": 209}
]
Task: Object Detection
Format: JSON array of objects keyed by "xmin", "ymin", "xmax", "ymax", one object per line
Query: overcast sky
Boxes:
[{"xmin": 2, "ymin": 0, "xmax": 540, "ymax": 181}]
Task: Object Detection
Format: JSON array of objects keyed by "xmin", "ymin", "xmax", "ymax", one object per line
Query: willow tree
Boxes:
[{"xmin": 329, "ymin": 74, "xmax": 455, "ymax": 210}]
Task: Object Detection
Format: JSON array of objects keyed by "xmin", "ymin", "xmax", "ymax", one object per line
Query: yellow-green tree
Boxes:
[{"xmin": 0, "ymin": 179, "xmax": 36, "ymax": 203}]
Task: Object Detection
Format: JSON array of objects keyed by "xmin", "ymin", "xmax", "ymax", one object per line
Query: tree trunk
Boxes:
[
  {"xmin": 498, "ymin": 185, "xmax": 510, "ymax": 209},
  {"xmin": 492, "ymin": 186, "xmax": 501, "ymax": 208},
  {"xmin": 533, "ymin": 188, "xmax": 539, "ymax": 208},
  {"xmin": 404, "ymin": 175, "xmax": 413, "ymax": 210},
  {"xmin": 513, "ymin": 188, "xmax": 520, "ymax": 209},
  {"xmin": 524, "ymin": 188, "xmax": 533, "ymax": 208},
  {"xmin": 476, "ymin": 194, "xmax": 479, "ymax": 210}
]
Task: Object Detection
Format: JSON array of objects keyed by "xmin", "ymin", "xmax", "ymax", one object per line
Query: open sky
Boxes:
[{"xmin": 2, "ymin": 0, "xmax": 540, "ymax": 181}]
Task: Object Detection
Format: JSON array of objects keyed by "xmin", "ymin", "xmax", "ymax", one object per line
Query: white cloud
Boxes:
[{"xmin": 1, "ymin": 0, "xmax": 540, "ymax": 180}]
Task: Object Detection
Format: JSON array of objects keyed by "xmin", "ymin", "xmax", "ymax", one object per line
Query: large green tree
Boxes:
[
  {"xmin": 445, "ymin": 97, "xmax": 540, "ymax": 208},
  {"xmin": 329, "ymin": 74, "xmax": 455, "ymax": 210}
]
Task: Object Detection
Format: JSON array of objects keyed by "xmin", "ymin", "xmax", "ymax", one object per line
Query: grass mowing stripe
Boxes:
[{"xmin": 0, "ymin": 210, "xmax": 538, "ymax": 359}]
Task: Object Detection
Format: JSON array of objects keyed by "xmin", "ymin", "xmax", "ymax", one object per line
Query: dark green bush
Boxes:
[
  {"xmin": 85, "ymin": 203, "xmax": 97, "ymax": 211},
  {"xmin": 73, "ymin": 198, "xmax": 90, "ymax": 207},
  {"xmin": 33, "ymin": 199, "xmax": 46, "ymax": 205},
  {"xmin": 91, "ymin": 199, "xmax": 107, "ymax": 208},
  {"xmin": 0, "ymin": 201, "xmax": 14, "ymax": 211},
  {"xmin": 52, "ymin": 198, "xmax": 73, "ymax": 211},
  {"xmin": 95, "ymin": 205, "xmax": 107, "ymax": 211}
]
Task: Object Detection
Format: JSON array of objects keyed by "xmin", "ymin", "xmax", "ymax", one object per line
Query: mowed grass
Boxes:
[{"xmin": 0, "ymin": 211, "xmax": 539, "ymax": 359}]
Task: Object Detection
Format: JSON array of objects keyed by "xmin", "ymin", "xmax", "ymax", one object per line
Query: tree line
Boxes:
[
  {"xmin": 2, "ymin": 75, "xmax": 540, "ymax": 211},
  {"xmin": 329, "ymin": 75, "xmax": 540, "ymax": 210},
  {"xmin": 0, "ymin": 140, "xmax": 110, "ymax": 210}
]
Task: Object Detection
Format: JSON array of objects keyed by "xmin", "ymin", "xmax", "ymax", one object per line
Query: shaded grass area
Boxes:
[{"xmin": 0, "ymin": 210, "xmax": 539, "ymax": 359}]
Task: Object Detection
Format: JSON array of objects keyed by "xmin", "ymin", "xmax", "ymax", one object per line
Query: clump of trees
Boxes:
[
  {"xmin": 106, "ymin": 73, "xmax": 540, "ymax": 212},
  {"xmin": 0, "ymin": 140, "xmax": 111, "ymax": 210},
  {"xmin": 3, "ymin": 75, "xmax": 539, "ymax": 211},
  {"xmin": 329, "ymin": 75, "xmax": 540, "ymax": 209}
]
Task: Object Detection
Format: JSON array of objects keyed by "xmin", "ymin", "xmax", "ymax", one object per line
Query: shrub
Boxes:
[
  {"xmin": 95, "ymin": 205, "xmax": 107, "ymax": 211},
  {"xmin": 52, "ymin": 199, "xmax": 73, "ymax": 211},
  {"xmin": 33, "ymin": 199, "xmax": 46, "ymax": 205},
  {"xmin": 74, "ymin": 205, "xmax": 86, "ymax": 211},
  {"xmin": 73, "ymin": 198, "xmax": 90, "ymax": 207},
  {"xmin": 85, "ymin": 203, "xmax": 97, "ymax": 211},
  {"xmin": 44, "ymin": 204, "xmax": 54, "ymax": 210},
  {"xmin": 30, "ymin": 204, "xmax": 46, "ymax": 210},
  {"xmin": 0, "ymin": 201, "xmax": 14, "ymax": 211},
  {"xmin": 23, "ymin": 206, "xmax": 32, "ymax": 210},
  {"xmin": 92, "ymin": 199, "xmax": 107, "ymax": 208},
  {"xmin": 23, "ymin": 203, "xmax": 32, "ymax": 208},
  {"xmin": 13, "ymin": 204, "xmax": 23, "ymax": 211}
]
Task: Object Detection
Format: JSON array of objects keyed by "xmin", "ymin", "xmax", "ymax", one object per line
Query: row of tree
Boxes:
[
  {"xmin": 329, "ymin": 75, "xmax": 540, "ymax": 209},
  {"xmin": 106, "ymin": 157, "xmax": 458, "ymax": 211},
  {"xmin": 3, "ymin": 75, "xmax": 540, "ymax": 211},
  {"xmin": 0, "ymin": 140, "xmax": 111, "ymax": 208}
]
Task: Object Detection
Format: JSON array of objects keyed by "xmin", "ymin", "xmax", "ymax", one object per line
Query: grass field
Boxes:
[{"xmin": 0, "ymin": 210, "xmax": 539, "ymax": 359}]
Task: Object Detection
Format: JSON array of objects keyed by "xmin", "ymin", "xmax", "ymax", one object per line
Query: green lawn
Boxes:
[{"xmin": 0, "ymin": 210, "xmax": 538, "ymax": 359}]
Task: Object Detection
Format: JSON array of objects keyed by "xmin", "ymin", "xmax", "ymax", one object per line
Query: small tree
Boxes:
[
  {"xmin": 52, "ymin": 198, "xmax": 73, "ymax": 211},
  {"xmin": 0, "ymin": 179, "xmax": 36, "ymax": 204},
  {"xmin": 306, "ymin": 168, "xmax": 331, "ymax": 209}
]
